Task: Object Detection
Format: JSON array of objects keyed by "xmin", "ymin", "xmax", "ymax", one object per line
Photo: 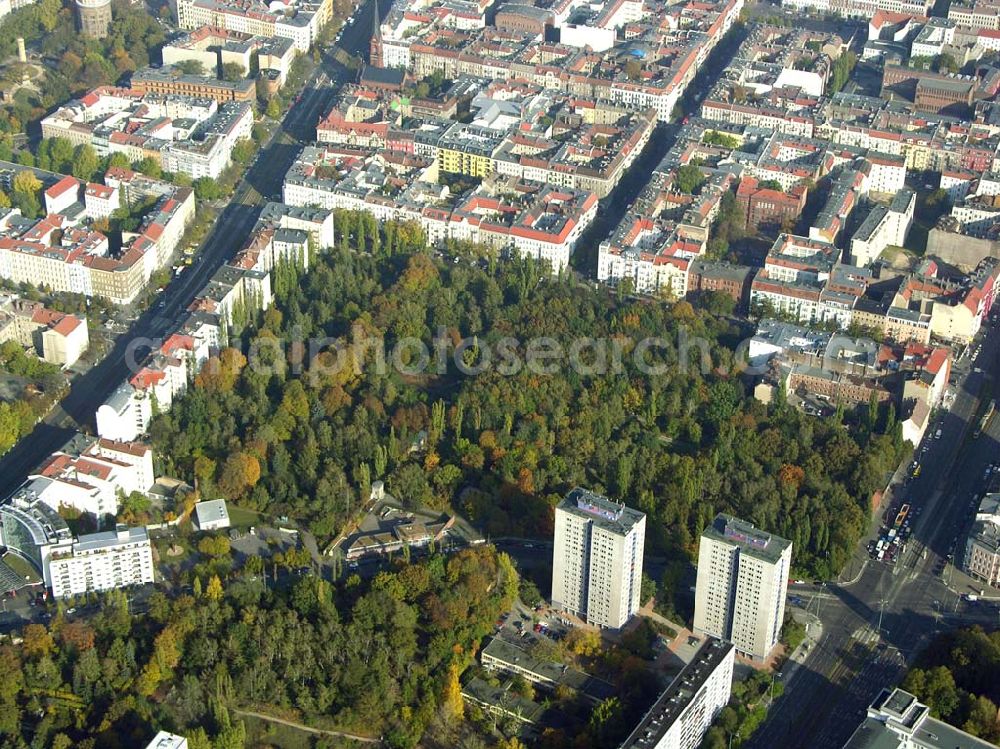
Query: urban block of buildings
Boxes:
[
  {"xmin": 373, "ymin": 0, "xmax": 745, "ymax": 122},
  {"xmin": 0, "ymin": 492, "xmax": 154, "ymax": 600},
  {"xmin": 0, "ymin": 431, "xmax": 159, "ymax": 600},
  {"xmin": 749, "ymin": 317, "xmax": 951, "ymax": 438},
  {"xmin": 0, "ymin": 174, "xmax": 195, "ymax": 305},
  {"xmin": 175, "ymin": 0, "xmax": 332, "ymax": 52},
  {"xmin": 694, "ymin": 513, "xmax": 792, "ymax": 662},
  {"xmin": 41, "ymin": 88, "xmax": 253, "ymax": 180},
  {"xmin": 284, "ymin": 144, "xmax": 599, "ymax": 272},
  {"xmin": 551, "ymin": 487, "xmax": 646, "ymax": 630},
  {"xmin": 161, "ymin": 26, "xmax": 297, "ymax": 89}
]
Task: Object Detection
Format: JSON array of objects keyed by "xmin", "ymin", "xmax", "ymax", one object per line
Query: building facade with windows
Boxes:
[
  {"xmin": 619, "ymin": 638, "xmax": 735, "ymax": 749},
  {"xmin": 694, "ymin": 514, "xmax": 792, "ymax": 662},
  {"xmin": 47, "ymin": 526, "xmax": 155, "ymax": 600},
  {"xmin": 963, "ymin": 494, "xmax": 1000, "ymax": 586},
  {"xmin": 551, "ymin": 488, "xmax": 646, "ymax": 629}
]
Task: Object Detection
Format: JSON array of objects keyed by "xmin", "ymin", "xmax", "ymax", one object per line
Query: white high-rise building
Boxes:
[
  {"xmin": 47, "ymin": 526, "xmax": 155, "ymax": 600},
  {"xmin": 694, "ymin": 514, "xmax": 792, "ymax": 662},
  {"xmin": 551, "ymin": 488, "xmax": 646, "ymax": 630}
]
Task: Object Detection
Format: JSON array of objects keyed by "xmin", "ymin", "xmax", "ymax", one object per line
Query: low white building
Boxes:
[
  {"xmin": 145, "ymin": 733, "xmax": 189, "ymax": 749},
  {"xmin": 48, "ymin": 525, "xmax": 155, "ymax": 600},
  {"xmin": 194, "ymin": 499, "xmax": 231, "ymax": 531}
]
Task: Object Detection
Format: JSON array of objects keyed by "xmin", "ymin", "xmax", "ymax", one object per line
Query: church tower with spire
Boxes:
[{"xmin": 369, "ymin": 0, "xmax": 383, "ymax": 68}]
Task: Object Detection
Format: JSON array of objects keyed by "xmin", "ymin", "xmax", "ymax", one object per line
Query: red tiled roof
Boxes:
[{"xmin": 45, "ymin": 175, "xmax": 80, "ymax": 199}]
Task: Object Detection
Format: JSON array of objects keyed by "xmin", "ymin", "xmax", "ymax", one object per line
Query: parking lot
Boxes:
[{"xmin": 491, "ymin": 599, "xmax": 573, "ymax": 648}]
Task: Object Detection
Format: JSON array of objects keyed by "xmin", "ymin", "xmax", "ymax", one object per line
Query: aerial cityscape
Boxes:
[{"xmin": 0, "ymin": 0, "xmax": 998, "ymax": 745}]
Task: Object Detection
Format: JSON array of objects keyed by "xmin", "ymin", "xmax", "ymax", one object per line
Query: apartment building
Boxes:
[
  {"xmin": 175, "ymin": 0, "xmax": 331, "ymax": 52},
  {"xmin": 11, "ymin": 436, "xmax": 154, "ymax": 520},
  {"xmin": 750, "ymin": 234, "xmax": 870, "ymax": 327},
  {"xmin": 96, "ymin": 382, "xmax": 154, "ymax": 441},
  {"xmin": 618, "ymin": 639, "xmax": 735, "ymax": 749},
  {"xmin": 964, "ymin": 494, "xmax": 1000, "ymax": 586},
  {"xmin": 551, "ymin": 488, "xmax": 646, "ymax": 630},
  {"xmin": 161, "ymin": 101, "xmax": 253, "ymax": 179},
  {"xmin": 694, "ymin": 514, "xmax": 792, "ymax": 662},
  {"xmin": 0, "ymin": 296, "xmax": 89, "ymax": 368},
  {"xmin": 48, "ymin": 525, "xmax": 155, "ymax": 600},
  {"xmin": 949, "ymin": 0, "xmax": 1000, "ymax": 30},
  {"xmin": 849, "ymin": 190, "xmax": 916, "ymax": 267},
  {"xmin": 785, "ymin": 0, "xmax": 931, "ymax": 18}
]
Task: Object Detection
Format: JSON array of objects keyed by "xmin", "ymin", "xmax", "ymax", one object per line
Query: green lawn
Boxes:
[{"xmin": 228, "ymin": 504, "xmax": 264, "ymax": 528}]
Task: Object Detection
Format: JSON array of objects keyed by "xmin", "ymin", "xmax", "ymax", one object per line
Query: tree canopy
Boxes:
[
  {"xmin": 0, "ymin": 545, "xmax": 519, "ymax": 747},
  {"xmin": 151, "ymin": 211, "xmax": 905, "ymax": 578}
]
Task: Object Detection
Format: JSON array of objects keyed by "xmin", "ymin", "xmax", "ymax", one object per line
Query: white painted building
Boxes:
[
  {"xmin": 551, "ymin": 488, "xmax": 646, "ymax": 630},
  {"xmin": 849, "ymin": 189, "xmax": 915, "ymax": 266},
  {"xmin": 48, "ymin": 525, "xmax": 155, "ymax": 600},
  {"xmin": 619, "ymin": 639, "xmax": 735, "ymax": 749},
  {"xmin": 194, "ymin": 499, "xmax": 231, "ymax": 531},
  {"xmin": 694, "ymin": 514, "xmax": 792, "ymax": 662},
  {"xmin": 145, "ymin": 733, "xmax": 189, "ymax": 749},
  {"xmin": 96, "ymin": 383, "xmax": 153, "ymax": 442}
]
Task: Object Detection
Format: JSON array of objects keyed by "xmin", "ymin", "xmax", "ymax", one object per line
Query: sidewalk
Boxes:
[
  {"xmin": 940, "ymin": 560, "xmax": 1000, "ymax": 600},
  {"xmin": 780, "ymin": 608, "xmax": 823, "ymax": 680}
]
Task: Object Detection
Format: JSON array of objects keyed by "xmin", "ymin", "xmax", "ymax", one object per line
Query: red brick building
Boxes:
[
  {"xmin": 735, "ymin": 176, "xmax": 807, "ymax": 233},
  {"xmin": 495, "ymin": 4, "xmax": 554, "ymax": 36},
  {"xmin": 881, "ymin": 65, "xmax": 975, "ymax": 114},
  {"xmin": 687, "ymin": 258, "xmax": 754, "ymax": 310}
]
